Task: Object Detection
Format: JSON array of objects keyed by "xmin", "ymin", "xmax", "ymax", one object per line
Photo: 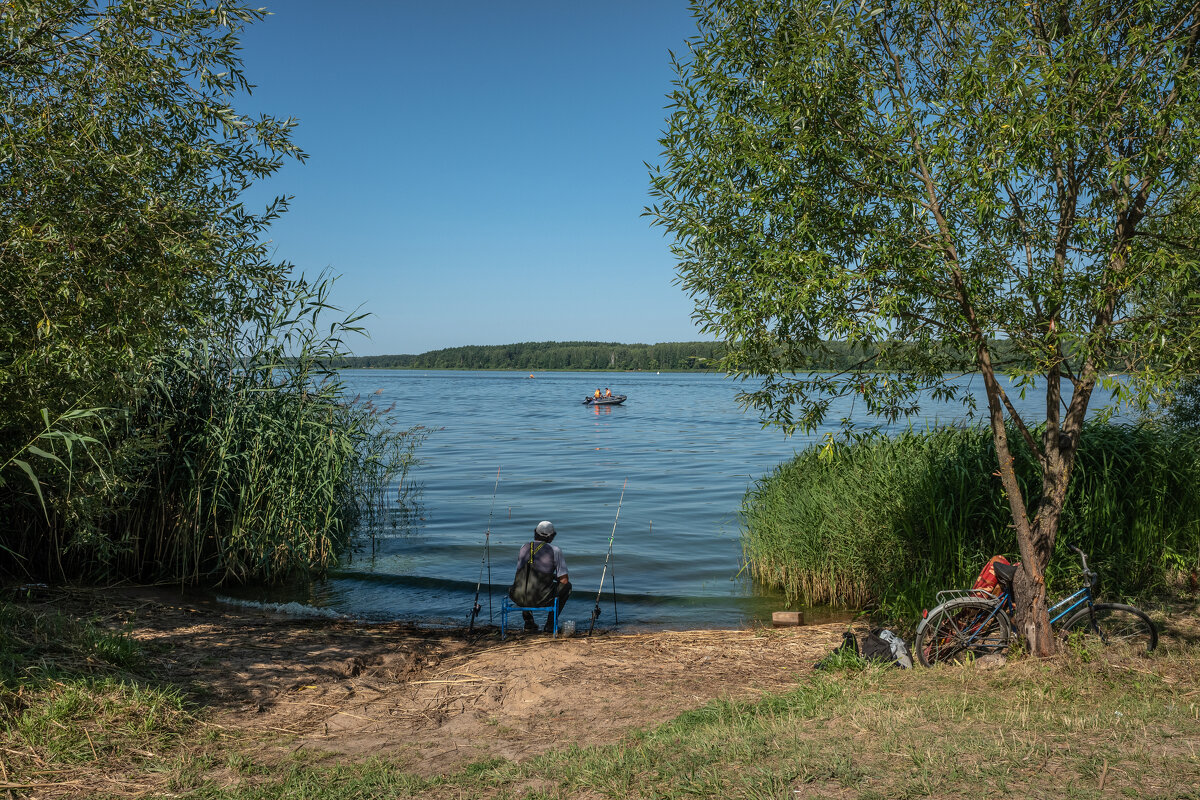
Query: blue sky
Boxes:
[{"xmin": 238, "ymin": 1, "xmax": 705, "ymax": 355}]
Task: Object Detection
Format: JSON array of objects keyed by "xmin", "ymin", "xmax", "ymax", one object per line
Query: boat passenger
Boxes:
[
  {"xmin": 604, "ymin": 388, "xmax": 612, "ymax": 397},
  {"xmin": 594, "ymin": 388, "xmax": 601, "ymax": 399},
  {"xmin": 509, "ymin": 521, "xmax": 571, "ymax": 633}
]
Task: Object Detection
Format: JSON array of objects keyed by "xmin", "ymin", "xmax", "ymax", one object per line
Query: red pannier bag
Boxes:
[{"xmin": 971, "ymin": 555, "xmax": 1012, "ymax": 597}]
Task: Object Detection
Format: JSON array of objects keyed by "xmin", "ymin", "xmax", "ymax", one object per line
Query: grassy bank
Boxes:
[
  {"xmin": 741, "ymin": 424, "xmax": 1200, "ymax": 618},
  {"xmin": 0, "ymin": 598, "xmax": 196, "ymax": 793},
  {"xmin": 202, "ymin": 651, "xmax": 1196, "ymax": 799}
]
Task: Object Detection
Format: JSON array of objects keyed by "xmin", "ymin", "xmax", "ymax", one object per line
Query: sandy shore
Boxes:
[{"xmin": 68, "ymin": 588, "xmax": 848, "ymax": 777}]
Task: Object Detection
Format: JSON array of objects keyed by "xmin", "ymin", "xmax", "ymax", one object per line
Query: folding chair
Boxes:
[{"xmin": 500, "ymin": 596, "xmax": 558, "ymax": 640}]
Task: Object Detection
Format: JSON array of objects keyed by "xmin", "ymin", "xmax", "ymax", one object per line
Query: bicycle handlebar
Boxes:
[{"xmin": 1066, "ymin": 544, "xmax": 1096, "ymax": 585}]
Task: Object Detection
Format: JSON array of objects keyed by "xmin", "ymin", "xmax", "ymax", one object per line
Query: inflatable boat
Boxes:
[{"xmin": 583, "ymin": 394, "xmax": 627, "ymax": 406}]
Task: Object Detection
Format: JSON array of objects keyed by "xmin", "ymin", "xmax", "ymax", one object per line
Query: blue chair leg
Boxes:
[{"xmin": 500, "ymin": 599, "xmax": 559, "ymax": 640}]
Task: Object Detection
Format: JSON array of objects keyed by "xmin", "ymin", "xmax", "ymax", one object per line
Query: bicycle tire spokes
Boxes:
[
  {"xmin": 936, "ymin": 613, "xmax": 979, "ymax": 659},
  {"xmin": 921, "ymin": 602, "xmax": 1010, "ymax": 665},
  {"xmin": 1062, "ymin": 603, "xmax": 1158, "ymax": 653}
]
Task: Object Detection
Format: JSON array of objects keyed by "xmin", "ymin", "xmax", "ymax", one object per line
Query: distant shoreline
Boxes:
[
  {"xmin": 333, "ymin": 340, "xmax": 726, "ymax": 372},
  {"xmin": 332, "ymin": 339, "xmax": 1053, "ymax": 373}
]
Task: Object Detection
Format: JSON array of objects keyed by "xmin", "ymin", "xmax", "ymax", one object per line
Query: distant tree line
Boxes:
[
  {"xmin": 337, "ymin": 341, "xmax": 727, "ymax": 371},
  {"xmin": 334, "ymin": 339, "xmax": 1061, "ymax": 372}
]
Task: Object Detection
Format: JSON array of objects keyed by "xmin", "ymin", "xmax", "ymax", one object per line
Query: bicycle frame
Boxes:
[
  {"xmin": 981, "ymin": 583, "xmax": 1093, "ymax": 624},
  {"xmin": 1048, "ymin": 585, "xmax": 1093, "ymax": 626},
  {"xmin": 999, "ymin": 545, "xmax": 1099, "ymax": 629},
  {"xmin": 916, "ymin": 546, "xmax": 1151, "ymax": 666}
]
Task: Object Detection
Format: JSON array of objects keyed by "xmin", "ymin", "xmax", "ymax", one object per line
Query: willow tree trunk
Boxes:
[
  {"xmin": 980, "ymin": 365, "xmax": 1057, "ymax": 656},
  {"xmin": 985, "ymin": 355, "xmax": 1097, "ymax": 656}
]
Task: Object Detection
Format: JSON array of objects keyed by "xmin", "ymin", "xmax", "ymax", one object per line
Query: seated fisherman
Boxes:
[
  {"xmin": 604, "ymin": 388, "xmax": 612, "ymax": 397},
  {"xmin": 509, "ymin": 521, "xmax": 571, "ymax": 632}
]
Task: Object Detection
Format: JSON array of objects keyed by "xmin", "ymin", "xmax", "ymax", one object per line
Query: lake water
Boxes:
[{"xmin": 218, "ymin": 369, "xmax": 1116, "ymax": 631}]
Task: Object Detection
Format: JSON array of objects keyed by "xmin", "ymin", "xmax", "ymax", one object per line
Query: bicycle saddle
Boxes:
[{"xmin": 993, "ymin": 561, "xmax": 1018, "ymax": 586}]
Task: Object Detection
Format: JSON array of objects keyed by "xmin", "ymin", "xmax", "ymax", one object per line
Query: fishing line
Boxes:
[
  {"xmin": 589, "ymin": 478, "xmax": 626, "ymax": 636},
  {"xmin": 467, "ymin": 466, "xmax": 501, "ymax": 632}
]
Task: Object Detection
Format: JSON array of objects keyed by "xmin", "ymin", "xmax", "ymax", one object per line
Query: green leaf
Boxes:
[
  {"xmin": 10, "ymin": 458, "xmax": 48, "ymax": 519},
  {"xmin": 24, "ymin": 446, "xmax": 63, "ymax": 466}
]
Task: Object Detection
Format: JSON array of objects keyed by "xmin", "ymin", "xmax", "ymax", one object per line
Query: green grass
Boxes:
[
  {"xmin": 740, "ymin": 423, "xmax": 1200, "ymax": 619},
  {"xmin": 523, "ymin": 660, "xmax": 1195, "ymax": 798},
  {"xmin": 171, "ymin": 642, "xmax": 1200, "ymax": 799},
  {"xmin": 0, "ymin": 601, "xmax": 195, "ymax": 785}
]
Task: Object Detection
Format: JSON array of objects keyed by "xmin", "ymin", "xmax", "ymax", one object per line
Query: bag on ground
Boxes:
[
  {"xmin": 861, "ymin": 628, "xmax": 913, "ymax": 669},
  {"xmin": 816, "ymin": 629, "xmax": 911, "ymax": 670},
  {"xmin": 814, "ymin": 631, "xmax": 860, "ymax": 670}
]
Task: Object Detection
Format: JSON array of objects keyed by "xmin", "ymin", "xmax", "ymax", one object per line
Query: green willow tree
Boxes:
[
  {"xmin": 0, "ymin": 0, "xmax": 302, "ymax": 456},
  {"xmin": 0, "ymin": 0, "xmax": 304, "ymax": 523},
  {"xmin": 649, "ymin": 0, "xmax": 1200, "ymax": 653},
  {"xmin": 0, "ymin": 2, "xmax": 424, "ymax": 585}
]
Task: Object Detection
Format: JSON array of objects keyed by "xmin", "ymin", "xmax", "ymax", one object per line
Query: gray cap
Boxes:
[{"xmin": 534, "ymin": 520, "xmax": 556, "ymax": 539}]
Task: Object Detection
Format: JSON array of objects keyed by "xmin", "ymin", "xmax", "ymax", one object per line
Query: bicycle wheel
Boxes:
[
  {"xmin": 1061, "ymin": 603, "xmax": 1158, "ymax": 653},
  {"xmin": 914, "ymin": 597, "xmax": 1012, "ymax": 667}
]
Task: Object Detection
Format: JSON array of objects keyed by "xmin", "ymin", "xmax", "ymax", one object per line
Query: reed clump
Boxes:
[
  {"xmin": 742, "ymin": 424, "xmax": 1200, "ymax": 616},
  {"xmin": 3, "ymin": 279, "xmax": 424, "ymax": 586},
  {"xmin": 0, "ymin": 5, "xmax": 419, "ymax": 588}
]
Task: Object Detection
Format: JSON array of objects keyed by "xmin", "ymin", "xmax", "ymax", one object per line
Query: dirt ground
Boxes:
[{"xmin": 83, "ymin": 589, "xmax": 849, "ymax": 777}]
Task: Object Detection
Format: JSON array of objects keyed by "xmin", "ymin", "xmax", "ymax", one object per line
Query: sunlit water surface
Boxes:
[{"xmin": 218, "ymin": 369, "xmax": 1107, "ymax": 630}]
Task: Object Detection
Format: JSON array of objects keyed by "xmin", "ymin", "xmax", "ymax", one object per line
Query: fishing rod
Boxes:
[
  {"xmin": 467, "ymin": 467, "xmax": 501, "ymax": 633},
  {"xmin": 589, "ymin": 478, "xmax": 626, "ymax": 636}
]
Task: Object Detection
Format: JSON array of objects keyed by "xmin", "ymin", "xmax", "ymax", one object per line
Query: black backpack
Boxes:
[
  {"xmin": 861, "ymin": 628, "xmax": 913, "ymax": 669},
  {"xmin": 509, "ymin": 541, "xmax": 556, "ymax": 607},
  {"xmin": 816, "ymin": 629, "xmax": 913, "ymax": 670}
]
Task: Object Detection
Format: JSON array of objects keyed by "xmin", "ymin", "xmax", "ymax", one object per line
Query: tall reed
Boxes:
[
  {"xmin": 742, "ymin": 424, "xmax": 1200, "ymax": 617},
  {"xmin": 4, "ymin": 277, "xmax": 424, "ymax": 585}
]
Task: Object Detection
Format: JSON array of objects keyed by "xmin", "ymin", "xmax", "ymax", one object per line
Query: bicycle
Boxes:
[{"xmin": 913, "ymin": 545, "xmax": 1158, "ymax": 666}]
